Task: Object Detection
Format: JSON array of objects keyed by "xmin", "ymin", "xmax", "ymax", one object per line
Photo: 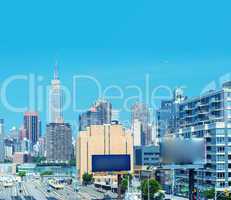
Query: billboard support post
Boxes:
[
  {"xmin": 171, "ymin": 168, "xmax": 175, "ymax": 199},
  {"xmin": 117, "ymin": 174, "xmax": 122, "ymax": 199},
  {"xmin": 189, "ymin": 169, "xmax": 195, "ymax": 200},
  {"xmin": 91, "ymin": 154, "xmax": 131, "ymax": 200}
]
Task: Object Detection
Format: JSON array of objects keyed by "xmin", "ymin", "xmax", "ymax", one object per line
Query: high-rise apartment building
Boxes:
[
  {"xmin": 79, "ymin": 100, "xmax": 112, "ymax": 131},
  {"xmin": 45, "ymin": 123, "xmax": 72, "ymax": 162},
  {"xmin": 131, "ymin": 103, "xmax": 151, "ymax": 145},
  {"xmin": 0, "ymin": 119, "xmax": 5, "ymax": 162},
  {"xmin": 76, "ymin": 124, "xmax": 133, "ymax": 182},
  {"xmin": 48, "ymin": 65, "xmax": 63, "ymax": 123},
  {"xmin": 24, "ymin": 112, "xmax": 39, "ymax": 147},
  {"xmin": 176, "ymin": 81, "xmax": 231, "ymax": 198},
  {"xmin": 157, "ymin": 82, "xmax": 231, "ymax": 198}
]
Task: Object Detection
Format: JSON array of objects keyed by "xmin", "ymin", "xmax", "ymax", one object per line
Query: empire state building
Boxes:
[
  {"xmin": 46, "ymin": 65, "xmax": 72, "ymax": 162},
  {"xmin": 48, "ymin": 65, "xmax": 64, "ymax": 123}
]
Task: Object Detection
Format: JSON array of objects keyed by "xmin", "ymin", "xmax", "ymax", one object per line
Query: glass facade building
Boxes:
[{"xmin": 24, "ymin": 112, "xmax": 39, "ymax": 147}]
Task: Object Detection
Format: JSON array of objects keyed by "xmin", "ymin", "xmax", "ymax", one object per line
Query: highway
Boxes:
[{"xmin": 0, "ymin": 176, "xmax": 117, "ymax": 200}]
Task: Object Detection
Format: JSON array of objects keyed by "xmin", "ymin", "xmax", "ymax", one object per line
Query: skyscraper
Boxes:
[
  {"xmin": 156, "ymin": 88, "xmax": 186, "ymax": 138},
  {"xmin": 45, "ymin": 66, "xmax": 72, "ymax": 162},
  {"xmin": 24, "ymin": 112, "xmax": 39, "ymax": 147},
  {"xmin": 156, "ymin": 100, "xmax": 172, "ymax": 138},
  {"xmin": 0, "ymin": 119, "xmax": 5, "ymax": 162},
  {"xmin": 131, "ymin": 103, "xmax": 151, "ymax": 145},
  {"xmin": 45, "ymin": 123, "xmax": 72, "ymax": 162},
  {"xmin": 132, "ymin": 119, "xmax": 142, "ymax": 146},
  {"xmin": 79, "ymin": 99, "xmax": 112, "ymax": 131},
  {"xmin": 48, "ymin": 64, "xmax": 63, "ymax": 123}
]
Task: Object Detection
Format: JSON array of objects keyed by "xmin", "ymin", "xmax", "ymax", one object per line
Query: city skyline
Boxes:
[
  {"xmin": 0, "ymin": 0, "xmax": 231, "ymax": 133},
  {"xmin": 1, "ymin": 1, "xmax": 231, "ymax": 199},
  {"xmin": 0, "ymin": 65, "xmax": 230, "ymax": 134}
]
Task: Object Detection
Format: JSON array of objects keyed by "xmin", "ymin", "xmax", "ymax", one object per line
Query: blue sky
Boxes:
[{"xmin": 0, "ymin": 0, "xmax": 231, "ymax": 134}]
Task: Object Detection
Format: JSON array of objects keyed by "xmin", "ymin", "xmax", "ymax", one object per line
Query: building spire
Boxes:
[{"xmin": 54, "ymin": 61, "xmax": 59, "ymax": 80}]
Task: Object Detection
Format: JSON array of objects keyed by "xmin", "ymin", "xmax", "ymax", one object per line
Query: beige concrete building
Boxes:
[{"xmin": 76, "ymin": 123, "xmax": 133, "ymax": 182}]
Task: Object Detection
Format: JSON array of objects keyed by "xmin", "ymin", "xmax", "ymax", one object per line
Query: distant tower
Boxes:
[
  {"xmin": 79, "ymin": 100, "xmax": 112, "ymax": 131},
  {"xmin": 24, "ymin": 112, "xmax": 39, "ymax": 147},
  {"xmin": 131, "ymin": 103, "xmax": 151, "ymax": 146},
  {"xmin": 48, "ymin": 64, "xmax": 64, "ymax": 123}
]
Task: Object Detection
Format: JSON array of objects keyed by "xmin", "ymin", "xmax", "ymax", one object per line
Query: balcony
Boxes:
[
  {"xmin": 184, "ymin": 105, "xmax": 193, "ymax": 111},
  {"xmin": 198, "ymin": 110, "xmax": 209, "ymax": 115},
  {"xmin": 209, "ymin": 114, "xmax": 223, "ymax": 120},
  {"xmin": 210, "ymin": 106, "xmax": 223, "ymax": 111},
  {"xmin": 210, "ymin": 98, "xmax": 223, "ymax": 104}
]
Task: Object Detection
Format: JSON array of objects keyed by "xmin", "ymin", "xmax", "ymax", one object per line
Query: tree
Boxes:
[
  {"xmin": 141, "ymin": 179, "xmax": 161, "ymax": 200},
  {"xmin": 120, "ymin": 178, "xmax": 128, "ymax": 193},
  {"xmin": 82, "ymin": 173, "xmax": 93, "ymax": 185},
  {"xmin": 69, "ymin": 159, "xmax": 76, "ymax": 166},
  {"xmin": 203, "ymin": 188, "xmax": 215, "ymax": 199},
  {"xmin": 32, "ymin": 156, "xmax": 46, "ymax": 163},
  {"xmin": 18, "ymin": 171, "xmax": 26, "ymax": 181},
  {"xmin": 40, "ymin": 170, "xmax": 53, "ymax": 176},
  {"xmin": 202, "ymin": 189, "xmax": 231, "ymax": 200},
  {"xmin": 120, "ymin": 174, "xmax": 133, "ymax": 193}
]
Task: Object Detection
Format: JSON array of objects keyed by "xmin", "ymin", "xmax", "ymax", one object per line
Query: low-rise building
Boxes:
[
  {"xmin": 134, "ymin": 145, "xmax": 160, "ymax": 167},
  {"xmin": 13, "ymin": 152, "xmax": 32, "ymax": 164},
  {"xmin": 133, "ymin": 145, "xmax": 160, "ymax": 179}
]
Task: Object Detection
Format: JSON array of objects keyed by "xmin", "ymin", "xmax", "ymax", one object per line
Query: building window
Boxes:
[
  {"xmin": 226, "ymin": 110, "xmax": 231, "ymax": 118},
  {"xmin": 225, "ymin": 92, "xmax": 231, "ymax": 98},
  {"xmin": 216, "ymin": 137, "xmax": 225, "ymax": 144},
  {"xmin": 217, "ymin": 155, "xmax": 225, "ymax": 161},
  {"xmin": 217, "ymin": 172, "xmax": 225, "ymax": 178},
  {"xmin": 218, "ymin": 182, "xmax": 225, "ymax": 188},
  {"xmin": 216, "ymin": 129, "xmax": 225, "ymax": 135},
  {"xmin": 217, "ymin": 164, "xmax": 225, "ymax": 170},
  {"xmin": 217, "ymin": 146, "xmax": 225, "ymax": 153}
]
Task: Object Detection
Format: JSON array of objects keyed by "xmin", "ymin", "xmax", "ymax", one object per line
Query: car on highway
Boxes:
[{"xmin": 47, "ymin": 186, "xmax": 52, "ymax": 193}]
